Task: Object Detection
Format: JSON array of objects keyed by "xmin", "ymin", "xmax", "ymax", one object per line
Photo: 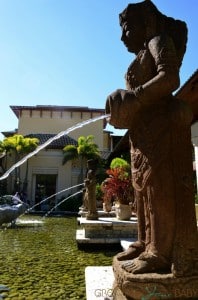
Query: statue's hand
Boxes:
[
  {"xmin": 106, "ymin": 89, "xmax": 131, "ymax": 104},
  {"xmin": 105, "ymin": 89, "xmax": 139, "ymax": 129}
]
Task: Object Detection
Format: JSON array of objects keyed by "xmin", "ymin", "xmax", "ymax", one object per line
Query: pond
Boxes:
[{"xmin": 0, "ymin": 215, "xmax": 119, "ymax": 300}]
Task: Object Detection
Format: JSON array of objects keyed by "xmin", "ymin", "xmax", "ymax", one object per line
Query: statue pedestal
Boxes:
[
  {"xmin": 76, "ymin": 217, "xmax": 137, "ymax": 247},
  {"xmin": 113, "ymin": 256, "xmax": 198, "ymax": 300}
]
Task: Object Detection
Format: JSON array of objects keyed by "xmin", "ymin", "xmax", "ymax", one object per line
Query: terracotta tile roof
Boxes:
[
  {"xmin": 176, "ymin": 69, "xmax": 198, "ymax": 123},
  {"xmin": 25, "ymin": 133, "xmax": 110, "ymax": 159},
  {"xmin": 10, "ymin": 105, "xmax": 105, "ymax": 118},
  {"xmin": 10, "ymin": 105, "xmax": 107, "ymax": 129},
  {"xmin": 1, "ymin": 129, "xmax": 18, "ymax": 137},
  {"xmin": 26, "ymin": 133, "xmax": 77, "ymax": 150},
  {"xmin": 175, "ymin": 69, "xmax": 198, "ymax": 96},
  {"xmin": 108, "ymin": 131, "xmax": 129, "ymax": 160},
  {"xmin": 100, "ymin": 150, "xmax": 111, "ymax": 160}
]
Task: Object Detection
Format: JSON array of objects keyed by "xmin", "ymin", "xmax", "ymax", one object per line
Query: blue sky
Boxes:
[{"xmin": 0, "ymin": 0, "xmax": 197, "ymax": 139}]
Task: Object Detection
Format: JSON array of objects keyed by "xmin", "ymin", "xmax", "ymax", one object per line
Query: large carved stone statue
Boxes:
[{"xmin": 105, "ymin": 1, "xmax": 198, "ymax": 298}]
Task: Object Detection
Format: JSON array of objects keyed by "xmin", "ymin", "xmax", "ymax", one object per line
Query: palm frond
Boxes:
[{"xmin": 62, "ymin": 145, "xmax": 78, "ymax": 164}]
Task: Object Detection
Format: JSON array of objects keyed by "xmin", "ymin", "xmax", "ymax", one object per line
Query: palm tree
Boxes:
[
  {"xmin": 2, "ymin": 135, "xmax": 39, "ymax": 192},
  {"xmin": 63, "ymin": 135, "xmax": 101, "ymax": 183},
  {"xmin": 20, "ymin": 137, "xmax": 39, "ymax": 193}
]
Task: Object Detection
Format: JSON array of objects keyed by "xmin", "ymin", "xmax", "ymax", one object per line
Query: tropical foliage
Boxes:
[
  {"xmin": 110, "ymin": 157, "xmax": 130, "ymax": 170},
  {"xmin": 62, "ymin": 135, "xmax": 101, "ymax": 182},
  {"xmin": 0, "ymin": 134, "xmax": 39, "ymax": 192},
  {"xmin": 101, "ymin": 164, "xmax": 133, "ymax": 205}
]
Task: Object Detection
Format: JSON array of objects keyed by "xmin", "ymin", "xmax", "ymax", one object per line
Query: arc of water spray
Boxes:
[
  {"xmin": 26, "ymin": 183, "xmax": 84, "ymax": 213},
  {"xmin": 0, "ymin": 114, "xmax": 110, "ymax": 181},
  {"xmin": 43, "ymin": 190, "xmax": 83, "ymax": 218}
]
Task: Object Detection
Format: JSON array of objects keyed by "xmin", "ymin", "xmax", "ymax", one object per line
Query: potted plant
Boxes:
[
  {"xmin": 101, "ymin": 166, "xmax": 134, "ymax": 219},
  {"xmin": 101, "ymin": 179, "xmax": 113, "ymax": 213}
]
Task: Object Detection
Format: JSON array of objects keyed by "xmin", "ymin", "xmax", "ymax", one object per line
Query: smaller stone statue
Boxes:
[{"xmin": 84, "ymin": 159, "xmax": 98, "ymax": 220}]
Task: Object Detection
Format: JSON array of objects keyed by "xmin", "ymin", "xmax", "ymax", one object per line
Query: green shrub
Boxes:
[
  {"xmin": 96, "ymin": 183, "xmax": 103, "ymax": 201},
  {"xmin": 110, "ymin": 157, "xmax": 130, "ymax": 170}
]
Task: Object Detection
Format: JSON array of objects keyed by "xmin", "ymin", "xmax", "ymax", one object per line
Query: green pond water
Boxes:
[{"xmin": 0, "ymin": 215, "xmax": 119, "ymax": 300}]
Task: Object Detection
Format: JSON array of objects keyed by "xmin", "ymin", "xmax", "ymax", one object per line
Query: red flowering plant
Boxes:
[{"xmin": 101, "ymin": 166, "xmax": 133, "ymax": 205}]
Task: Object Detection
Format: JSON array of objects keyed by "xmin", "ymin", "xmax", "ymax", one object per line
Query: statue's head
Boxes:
[
  {"xmin": 119, "ymin": 0, "xmax": 187, "ymax": 61},
  {"xmin": 119, "ymin": 0, "xmax": 161, "ymax": 53},
  {"xmin": 119, "ymin": 0, "xmax": 160, "ymax": 22}
]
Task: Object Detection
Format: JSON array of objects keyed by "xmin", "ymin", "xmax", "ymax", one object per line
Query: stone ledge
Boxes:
[
  {"xmin": 79, "ymin": 210, "xmax": 116, "ymax": 218},
  {"xmin": 78, "ymin": 216, "xmax": 138, "ymax": 226},
  {"xmin": 76, "ymin": 229, "xmax": 121, "ymax": 244},
  {"xmin": 85, "ymin": 266, "xmax": 114, "ymax": 300}
]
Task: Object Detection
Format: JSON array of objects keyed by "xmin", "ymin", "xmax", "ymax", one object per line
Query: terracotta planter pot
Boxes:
[{"xmin": 115, "ymin": 203, "xmax": 132, "ymax": 220}]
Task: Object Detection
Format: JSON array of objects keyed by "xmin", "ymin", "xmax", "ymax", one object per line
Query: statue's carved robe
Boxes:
[{"xmin": 118, "ymin": 35, "xmax": 198, "ymax": 276}]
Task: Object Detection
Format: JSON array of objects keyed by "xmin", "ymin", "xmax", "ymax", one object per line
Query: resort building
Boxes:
[{"xmin": 1, "ymin": 105, "xmax": 112, "ymax": 208}]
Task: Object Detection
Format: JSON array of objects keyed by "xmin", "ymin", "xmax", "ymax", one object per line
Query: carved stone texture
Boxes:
[
  {"xmin": 113, "ymin": 256, "xmax": 198, "ymax": 300},
  {"xmin": 85, "ymin": 159, "xmax": 98, "ymax": 220},
  {"xmin": 105, "ymin": 0, "xmax": 198, "ymax": 290}
]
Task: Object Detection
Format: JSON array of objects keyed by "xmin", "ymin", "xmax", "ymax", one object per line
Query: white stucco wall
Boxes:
[
  {"xmin": 5, "ymin": 106, "xmax": 110, "ymax": 206},
  {"xmin": 19, "ymin": 149, "xmax": 77, "ymax": 206},
  {"xmin": 18, "ymin": 110, "xmax": 105, "ymax": 149}
]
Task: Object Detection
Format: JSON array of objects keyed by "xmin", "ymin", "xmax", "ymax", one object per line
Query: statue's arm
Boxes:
[
  {"xmin": 136, "ymin": 35, "xmax": 180, "ymax": 102},
  {"xmin": 105, "ymin": 35, "xmax": 181, "ymax": 128}
]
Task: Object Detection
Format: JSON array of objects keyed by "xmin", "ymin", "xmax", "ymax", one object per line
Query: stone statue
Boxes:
[
  {"xmin": 84, "ymin": 159, "xmax": 98, "ymax": 220},
  {"xmin": 106, "ymin": 1, "xmax": 198, "ymax": 298},
  {"xmin": 0, "ymin": 202, "xmax": 28, "ymax": 226}
]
